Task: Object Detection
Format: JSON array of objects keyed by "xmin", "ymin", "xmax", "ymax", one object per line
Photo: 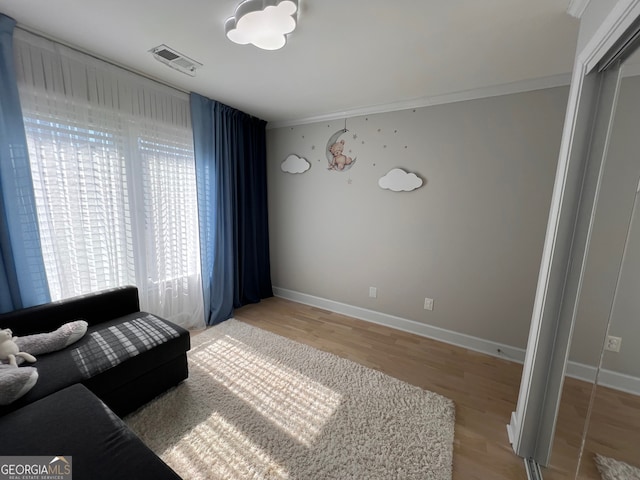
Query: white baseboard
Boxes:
[
  {"xmin": 273, "ymin": 287, "xmax": 640, "ymax": 396},
  {"xmin": 273, "ymin": 287, "xmax": 526, "ymax": 361},
  {"xmin": 507, "ymin": 411, "xmax": 518, "ymax": 447},
  {"xmin": 565, "ymin": 361, "xmax": 640, "ymax": 396}
]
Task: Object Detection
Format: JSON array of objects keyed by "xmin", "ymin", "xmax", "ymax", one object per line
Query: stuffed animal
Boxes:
[
  {"xmin": 14, "ymin": 320, "xmax": 88, "ymax": 357},
  {"xmin": 0, "ymin": 364, "xmax": 38, "ymax": 405},
  {"xmin": 0, "ymin": 329, "xmax": 36, "ymax": 367},
  {"xmin": 0, "ymin": 320, "xmax": 88, "ymax": 405},
  {"xmin": 328, "ymin": 139, "xmax": 353, "ymax": 171},
  {"xmin": 0, "ymin": 320, "xmax": 88, "ymax": 366}
]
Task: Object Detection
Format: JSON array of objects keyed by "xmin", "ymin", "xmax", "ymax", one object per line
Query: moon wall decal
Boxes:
[{"xmin": 326, "ymin": 128, "xmax": 357, "ymax": 171}]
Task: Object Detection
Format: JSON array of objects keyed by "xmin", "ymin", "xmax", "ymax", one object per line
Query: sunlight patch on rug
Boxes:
[
  {"xmin": 190, "ymin": 335, "xmax": 341, "ymax": 446},
  {"xmin": 164, "ymin": 411, "xmax": 288, "ymax": 480}
]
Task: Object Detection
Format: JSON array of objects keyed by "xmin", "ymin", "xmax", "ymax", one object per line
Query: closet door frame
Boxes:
[{"xmin": 508, "ymin": 0, "xmax": 640, "ymax": 469}]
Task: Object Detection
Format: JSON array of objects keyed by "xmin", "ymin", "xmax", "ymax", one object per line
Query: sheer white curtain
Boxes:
[{"xmin": 13, "ymin": 30, "xmax": 205, "ymax": 329}]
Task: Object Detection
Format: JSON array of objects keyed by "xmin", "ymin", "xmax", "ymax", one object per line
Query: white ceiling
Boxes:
[{"xmin": 0, "ymin": 0, "xmax": 579, "ymax": 125}]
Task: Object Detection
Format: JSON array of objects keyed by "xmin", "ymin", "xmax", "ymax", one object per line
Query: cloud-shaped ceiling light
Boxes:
[
  {"xmin": 225, "ymin": 0, "xmax": 298, "ymax": 51},
  {"xmin": 281, "ymin": 154, "xmax": 310, "ymax": 173},
  {"xmin": 378, "ymin": 168, "xmax": 424, "ymax": 192}
]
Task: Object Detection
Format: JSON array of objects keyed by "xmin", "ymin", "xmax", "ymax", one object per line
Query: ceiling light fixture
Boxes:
[{"xmin": 225, "ymin": 0, "xmax": 298, "ymax": 51}]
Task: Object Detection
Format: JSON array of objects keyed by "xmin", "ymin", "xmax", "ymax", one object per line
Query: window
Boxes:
[
  {"xmin": 25, "ymin": 115, "xmax": 134, "ymax": 300},
  {"xmin": 15, "ymin": 30, "xmax": 204, "ymax": 328}
]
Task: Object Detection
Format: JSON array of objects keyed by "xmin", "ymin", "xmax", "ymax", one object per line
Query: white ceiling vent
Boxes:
[{"xmin": 149, "ymin": 44, "xmax": 202, "ymax": 77}]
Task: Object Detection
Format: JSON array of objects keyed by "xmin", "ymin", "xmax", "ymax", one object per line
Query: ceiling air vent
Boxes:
[{"xmin": 149, "ymin": 44, "xmax": 202, "ymax": 77}]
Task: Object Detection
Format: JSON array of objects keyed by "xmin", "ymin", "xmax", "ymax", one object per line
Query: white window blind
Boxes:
[{"xmin": 14, "ymin": 30, "xmax": 204, "ymax": 329}]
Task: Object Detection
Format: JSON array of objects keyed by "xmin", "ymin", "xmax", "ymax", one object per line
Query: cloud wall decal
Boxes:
[
  {"xmin": 378, "ymin": 168, "xmax": 424, "ymax": 192},
  {"xmin": 281, "ymin": 154, "xmax": 310, "ymax": 174},
  {"xmin": 225, "ymin": 0, "xmax": 298, "ymax": 51}
]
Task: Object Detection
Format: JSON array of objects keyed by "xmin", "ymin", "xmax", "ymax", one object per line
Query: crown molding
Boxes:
[
  {"xmin": 266, "ymin": 73, "xmax": 572, "ymax": 129},
  {"xmin": 567, "ymin": 0, "xmax": 591, "ymax": 19}
]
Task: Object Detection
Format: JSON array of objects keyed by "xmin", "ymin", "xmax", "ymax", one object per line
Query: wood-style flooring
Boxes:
[
  {"xmin": 200, "ymin": 296, "xmax": 639, "ymax": 479},
  {"xmin": 545, "ymin": 376, "xmax": 640, "ymax": 479}
]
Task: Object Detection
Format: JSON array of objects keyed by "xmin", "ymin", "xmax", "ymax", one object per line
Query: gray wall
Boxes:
[
  {"xmin": 569, "ymin": 74, "xmax": 640, "ymax": 376},
  {"xmin": 604, "ymin": 189, "xmax": 640, "ymax": 376},
  {"xmin": 266, "ymin": 87, "xmax": 568, "ymax": 349}
]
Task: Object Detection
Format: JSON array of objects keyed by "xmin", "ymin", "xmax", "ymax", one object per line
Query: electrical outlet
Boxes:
[
  {"xmin": 605, "ymin": 335, "xmax": 622, "ymax": 352},
  {"xmin": 369, "ymin": 287, "xmax": 377, "ymax": 298},
  {"xmin": 424, "ymin": 297, "xmax": 434, "ymax": 311}
]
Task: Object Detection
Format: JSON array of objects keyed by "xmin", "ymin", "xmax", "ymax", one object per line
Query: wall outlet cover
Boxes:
[
  {"xmin": 605, "ymin": 335, "xmax": 622, "ymax": 352},
  {"xmin": 424, "ymin": 297, "xmax": 434, "ymax": 311}
]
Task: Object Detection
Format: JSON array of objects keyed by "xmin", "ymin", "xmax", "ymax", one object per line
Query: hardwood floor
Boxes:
[
  {"xmin": 232, "ymin": 296, "xmax": 527, "ymax": 480},
  {"xmin": 578, "ymin": 383, "xmax": 640, "ymax": 478},
  {"xmin": 545, "ymin": 376, "xmax": 640, "ymax": 479}
]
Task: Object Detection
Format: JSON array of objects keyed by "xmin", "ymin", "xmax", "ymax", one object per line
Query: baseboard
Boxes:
[
  {"xmin": 507, "ymin": 412, "xmax": 519, "ymax": 447},
  {"xmin": 273, "ymin": 287, "xmax": 527, "ymax": 362},
  {"xmin": 273, "ymin": 287, "xmax": 640, "ymax": 396},
  {"xmin": 565, "ymin": 361, "xmax": 640, "ymax": 396}
]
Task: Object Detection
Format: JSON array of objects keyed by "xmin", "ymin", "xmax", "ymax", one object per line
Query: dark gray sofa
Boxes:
[
  {"xmin": 0, "ymin": 286, "xmax": 189, "ymax": 479},
  {"xmin": 0, "ymin": 384, "xmax": 181, "ymax": 479}
]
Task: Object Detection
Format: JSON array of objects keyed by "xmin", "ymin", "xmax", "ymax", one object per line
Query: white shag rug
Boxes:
[
  {"xmin": 125, "ymin": 319, "xmax": 455, "ymax": 480},
  {"xmin": 595, "ymin": 454, "xmax": 640, "ymax": 480}
]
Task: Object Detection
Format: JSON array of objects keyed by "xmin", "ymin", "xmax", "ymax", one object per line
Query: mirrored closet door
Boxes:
[{"xmin": 547, "ymin": 43, "xmax": 640, "ymax": 480}]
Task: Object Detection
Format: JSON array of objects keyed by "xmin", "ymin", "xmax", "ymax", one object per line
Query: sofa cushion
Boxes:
[
  {"xmin": 0, "ymin": 313, "xmax": 189, "ymax": 416},
  {"xmin": 71, "ymin": 314, "xmax": 180, "ymax": 378},
  {"xmin": 0, "ymin": 384, "xmax": 181, "ymax": 480}
]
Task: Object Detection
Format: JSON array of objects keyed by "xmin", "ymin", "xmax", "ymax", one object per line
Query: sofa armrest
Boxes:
[
  {"xmin": 0, "ymin": 384, "xmax": 182, "ymax": 479},
  {"xmin": 0, "ymin": 286, "xmax": 141, "ymax": 336}
]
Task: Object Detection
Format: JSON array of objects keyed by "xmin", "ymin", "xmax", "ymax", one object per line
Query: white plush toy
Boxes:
[
  {"xmin": 0, "ymin": 321, "xmax": 88, "ymax": 405},
  {"xmin": 13, "ymin": 320, "xmax": 88, "ymax": 358},
  {"xmin": 0, "ymin": 329, "xmax": 36, "ymax": 367},
  {"xmin": 0, "ymin": 364, "xmax": 38, "ymax": 405}
]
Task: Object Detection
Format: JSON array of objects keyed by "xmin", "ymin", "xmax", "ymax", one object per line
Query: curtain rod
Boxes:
[{"xmin": 15, "ymin": 24, "xmax": 190, "ymax": 96}]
